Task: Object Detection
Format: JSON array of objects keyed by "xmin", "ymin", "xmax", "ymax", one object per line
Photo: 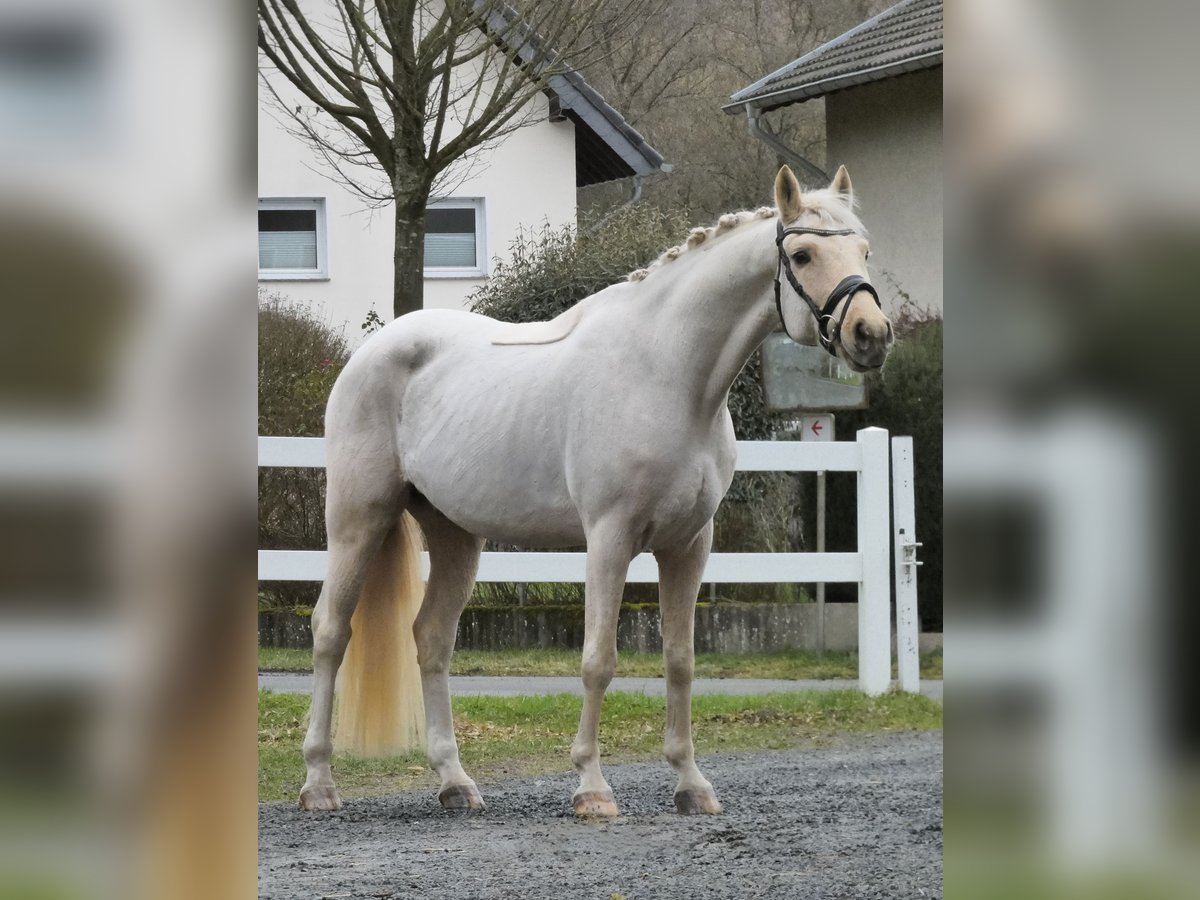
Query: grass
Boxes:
[
  {"xmin": 259, "ymin": 688, "xmax": 942, "ymax": 802},
  {"xmin": 259, "ymin": 646, "xmax": 944, "ymax": 680}
]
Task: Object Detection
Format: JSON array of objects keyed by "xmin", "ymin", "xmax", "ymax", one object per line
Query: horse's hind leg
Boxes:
[
  {"xmin": 656, "ymin": 521, "xmax": 721, "ymax": 815},
  {"xmin": 410, "ymin": 504, "xmax": 485, "ymax": 810},
  {"xmin": 299, "ymin": 489, "xmax": 398, "ymax": 811}
]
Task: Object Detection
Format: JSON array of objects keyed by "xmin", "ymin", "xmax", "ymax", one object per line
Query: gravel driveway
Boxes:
[{"xmin": 259, "ymin": 730, "xmax": 942, "ymax": 899}]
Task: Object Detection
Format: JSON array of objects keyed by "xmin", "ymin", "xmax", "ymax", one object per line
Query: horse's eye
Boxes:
[{"xmin": 791, "ymin": 250, "xmax": 810, "ymax": 266}]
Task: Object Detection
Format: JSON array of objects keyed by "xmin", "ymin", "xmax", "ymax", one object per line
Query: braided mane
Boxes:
[{"xmin": 627, "ymin": 190, "xmax": 865, "ymax": 283}]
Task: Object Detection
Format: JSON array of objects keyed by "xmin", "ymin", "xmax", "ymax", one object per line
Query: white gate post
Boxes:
[
  {"xmin": 891, "ymin": 436, "xmax": 921, "ymax": 693},
  {"xmin": 856, "ymin": 427, "xmax": 891, "ymax": 695}
]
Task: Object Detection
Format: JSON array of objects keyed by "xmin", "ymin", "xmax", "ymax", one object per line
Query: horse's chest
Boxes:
[{"xmin": 625, "ymin": 451, "xmax": 732, "ymax": 551}]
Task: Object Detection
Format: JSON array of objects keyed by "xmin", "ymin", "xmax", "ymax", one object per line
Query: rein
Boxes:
[{"xmin": 773, "ymin": 219, "xmax": 881, "ymax": 357}]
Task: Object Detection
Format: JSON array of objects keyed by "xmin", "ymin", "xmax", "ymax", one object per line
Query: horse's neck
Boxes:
[{"xmin": 640, "ymin": 219, "xmax": 790, "ymax": 418}]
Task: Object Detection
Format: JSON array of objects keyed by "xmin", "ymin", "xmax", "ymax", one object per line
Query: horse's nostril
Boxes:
[
  {"xmin": 886, "ymin": 321, "xmax": 894, "ymax": 343},
  {"xmin": 855, "ymin": 320, "xmax": 871, "ymax": 345}
]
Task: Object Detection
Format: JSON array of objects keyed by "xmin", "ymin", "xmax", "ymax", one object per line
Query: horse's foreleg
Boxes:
[
  {"xmin": 571, "ymin": 526, "xmax": 633, "ymax": 817},
  {"xmin": 656, "ymin": 521, "xmax": 722, "ymax": 815},
  {"xmin": 411, "ymin": 507, "xmax": 485, "ymax": 811}
]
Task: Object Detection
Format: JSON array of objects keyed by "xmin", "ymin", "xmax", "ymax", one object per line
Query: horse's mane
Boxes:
[{"xmin": 627, "ymin": 189, "xmax": 866, "ymax": 283}]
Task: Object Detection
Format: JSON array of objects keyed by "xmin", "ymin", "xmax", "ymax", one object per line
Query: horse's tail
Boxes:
[{"xmin": 333, "ymin": 511, "xmax": 426, "ymax": 757}]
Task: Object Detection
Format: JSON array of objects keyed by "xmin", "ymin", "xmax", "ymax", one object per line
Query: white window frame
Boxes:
[
  {"xmin": 258, "ymin": 197, "xmax": 329, "ymax": 281},
  {"xmin": 424, "ymin": 197, "xmax": 487, "ymax": 279}
]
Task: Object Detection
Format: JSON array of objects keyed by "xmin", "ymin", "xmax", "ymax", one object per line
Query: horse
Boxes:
[{"xmin": 299, "ymin": 164, "xmax": 893, "ymax": 817}]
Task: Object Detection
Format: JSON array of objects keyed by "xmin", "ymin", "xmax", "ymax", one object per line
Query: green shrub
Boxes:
[{"xmin": 258, "ymin": 293, "xmax": 350, "ymax": 611}]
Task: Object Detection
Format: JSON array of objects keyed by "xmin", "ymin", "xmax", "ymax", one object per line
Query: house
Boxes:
[
  {"xmin": 258, "ymin": 18, "xmax": 666, "ymax": 335},
  {"xmin": 725, "ymin": 0, "xmax": 943, "ymax": 315}
]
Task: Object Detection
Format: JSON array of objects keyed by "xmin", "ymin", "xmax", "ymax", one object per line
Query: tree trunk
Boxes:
[{"xmin": 393, "ymin": 190, "xmax": 430, "ymax": 319}]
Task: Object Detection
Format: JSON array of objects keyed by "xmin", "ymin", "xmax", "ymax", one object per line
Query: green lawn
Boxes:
[
  {"xmin": 259, "ymin": 688, "xmax": 942, "ymax": 802},
  {"xmin": 259, "ymin": 646, "xmax": 944, "ymax": 680}
]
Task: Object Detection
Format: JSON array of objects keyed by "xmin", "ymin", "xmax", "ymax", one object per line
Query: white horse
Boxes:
[{"xmin": 300, "ymin": 165, "xmax": 893, "ymax": 816}]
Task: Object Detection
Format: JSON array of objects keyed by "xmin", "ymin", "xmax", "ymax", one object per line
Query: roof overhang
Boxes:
[{"xmin": 722, "ymin": 51, "xmax": 942, "ymax": 115}]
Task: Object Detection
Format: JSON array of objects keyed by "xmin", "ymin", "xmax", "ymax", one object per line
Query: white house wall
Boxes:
[
  {"xmin": 258, "ymin": 66, "xmax": 577, "ymax": 338},
  {"xmin": 825, "ymin": 68, "xmax": 943, "ymax": 316}
]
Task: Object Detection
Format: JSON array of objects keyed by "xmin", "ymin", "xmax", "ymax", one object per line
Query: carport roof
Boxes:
[{"xmin": 724, "ymin": 0, "xmax": 943, "ymax": 114}]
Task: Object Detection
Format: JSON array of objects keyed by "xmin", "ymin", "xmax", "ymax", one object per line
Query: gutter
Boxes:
[
  {"xmin": 744, "ymin": 106, "xmax": 829, "ymax": 187},
  {"xmin": 583, "ymin": 174, "xmax": 644, "ymax": 235}
]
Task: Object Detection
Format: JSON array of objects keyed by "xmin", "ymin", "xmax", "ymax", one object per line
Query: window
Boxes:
[
  {"xmin": 258, "ymin": 198, "xmax": 328, "ymax": 279},
  {"xmin": 424, "ymin": 199, "xmax": 486, "ymax": 277}
]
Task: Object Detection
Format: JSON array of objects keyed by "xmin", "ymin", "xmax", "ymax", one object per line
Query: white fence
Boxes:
[{"xmin": 259, "ymin": 427, "xmax": 921, "ymax": 695}]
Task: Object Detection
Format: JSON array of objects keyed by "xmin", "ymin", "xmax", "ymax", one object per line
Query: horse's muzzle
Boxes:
[{"xmin": 845, "ymin": 315, "xmax": 893, "ymax": 371}]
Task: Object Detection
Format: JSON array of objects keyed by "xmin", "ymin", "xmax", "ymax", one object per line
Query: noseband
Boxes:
[{"xmin": 774, "ymin": 219, "xmax": 881, "ymax": 357}]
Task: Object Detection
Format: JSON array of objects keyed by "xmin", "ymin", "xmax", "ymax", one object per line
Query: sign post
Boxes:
[{"xmin": 801, "ymin": 414, "xmax": 834, "ymax": 655}]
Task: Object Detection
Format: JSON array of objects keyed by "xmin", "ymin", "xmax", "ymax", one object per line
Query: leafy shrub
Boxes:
[{"xmin": 258, "ymin": 292, "xmax": 350, "ymax": 611}]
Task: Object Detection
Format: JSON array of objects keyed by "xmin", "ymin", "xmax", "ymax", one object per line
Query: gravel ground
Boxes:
[{"xmin": 259, "ymin": 731, "xmax": 942, "ymax": 899}]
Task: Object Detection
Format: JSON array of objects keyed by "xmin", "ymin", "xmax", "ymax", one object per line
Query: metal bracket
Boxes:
[{"xmin": 898, "ymin": 527, "xmax": 923, "ymax": 575}]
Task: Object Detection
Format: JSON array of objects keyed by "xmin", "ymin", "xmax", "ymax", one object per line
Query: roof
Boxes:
[
  {"xmin": 546, "ymin": 70, "xmax": 668, "ymax": 187},
  {"xmin": 477, "ymin": 1, "xmax": 667, "ymax": 187},
  {"xmin": 724, "ymin": 0, "xmax": 942, "ymax": 114}
]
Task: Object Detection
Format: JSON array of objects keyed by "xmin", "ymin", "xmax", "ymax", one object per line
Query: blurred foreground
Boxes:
[
  {"xmin": 0, "ymin": 1, "xmax": 255, "ymax": 898},
  {"xmin": 947, "ymin": 0, "xmax": 1199, "ymax": 895}
]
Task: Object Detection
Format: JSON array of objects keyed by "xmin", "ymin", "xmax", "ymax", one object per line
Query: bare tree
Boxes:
[
  {"xmin": 258, "ymin": 0, "xmax": 648, "ymax": 317},
  {"xmin": 579, "ymin": 0, "xmax": 888, "ymax": 219}
]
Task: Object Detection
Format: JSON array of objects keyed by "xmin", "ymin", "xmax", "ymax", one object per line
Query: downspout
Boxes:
[
  {"xmin": 583, "ymin": 174, "xmax": 644, "ymax": 235},
  {"xmin": 744, "ymin": 104, "xmax": 829, "ymax": 187}
]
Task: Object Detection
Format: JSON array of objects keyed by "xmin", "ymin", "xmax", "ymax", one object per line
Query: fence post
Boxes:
[
  {"xmin": 856, "ymin": 427, "xmax": 891, "ymax": 695},
  {"xmin": 891, "ymin": 436, "xmax": 921, "ymax": 693}
]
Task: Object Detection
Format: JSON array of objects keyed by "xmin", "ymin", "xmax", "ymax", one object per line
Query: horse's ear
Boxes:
[
  {"xmin": 830, "ymin": 165, "xmax": 854, "ymax": 205},
  {"xmin": 774, "ymin": 166, "xmax": 803, "ymax": 222}
]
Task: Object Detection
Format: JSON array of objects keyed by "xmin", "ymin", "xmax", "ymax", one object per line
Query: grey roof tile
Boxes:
[{"xmin": 725, "ymin": 0, "xmax": 942, "ymax": 112}]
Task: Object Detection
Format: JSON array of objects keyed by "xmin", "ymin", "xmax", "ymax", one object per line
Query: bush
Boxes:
[
  {"xmin": 469, "ymin": 208, "xmax": 803, "ymax": 604},
  {"xmin": 823, "ymin": 309, "xmax": 943, "ymax": 631},
  {"xmin": 258, "ymin": 293, "xmax": 350, "ymax": 611}
]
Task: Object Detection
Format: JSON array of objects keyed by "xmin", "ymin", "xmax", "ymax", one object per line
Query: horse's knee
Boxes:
[
  {"xmin": 581, "ymin": 648, "xmax": 616, "ymax": 692},
  {"xmin": 663, "ymin": 647, "xmax": 693, "ymax": 685}
]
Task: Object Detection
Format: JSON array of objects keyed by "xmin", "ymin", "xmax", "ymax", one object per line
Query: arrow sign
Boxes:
[{"xmin": 800, "ymin": 413, "xmax": 834, "ymax": 443}]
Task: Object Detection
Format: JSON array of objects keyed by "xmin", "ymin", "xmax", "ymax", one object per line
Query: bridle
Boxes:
[{"xmin": 774, "ymin": 219, "xmax": 882, "ymax": 358}]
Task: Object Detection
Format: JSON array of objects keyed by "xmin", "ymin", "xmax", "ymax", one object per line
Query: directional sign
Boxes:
[{"xmin": 800, "ymin": 413, "xmax": 834, "ymax": 442}]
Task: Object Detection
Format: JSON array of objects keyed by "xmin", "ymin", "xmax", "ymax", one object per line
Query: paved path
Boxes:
[{"xmin": 260, "ymin": 672, "xmax": 943, "ymax": 701}]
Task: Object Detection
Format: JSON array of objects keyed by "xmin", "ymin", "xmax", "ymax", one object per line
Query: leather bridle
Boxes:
[{"xmin": 774, "ymin": 219, "xmax": 882, "ymax": 358}]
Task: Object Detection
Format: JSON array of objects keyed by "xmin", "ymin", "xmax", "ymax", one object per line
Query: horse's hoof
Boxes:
[
  {"xmin": 299, "ymin": 784, "xmax": 343, "ymax": 811},
  {"xmin": 573, "ymin": 790, "xmax": 620, "ymax": 818},
  {"xmin": 674, "ymin": 789, "xmax": 722, "ymax": 815},
  {"xmin": 438, "ymin": 783, "xmax": 485, "ymax": 811}
]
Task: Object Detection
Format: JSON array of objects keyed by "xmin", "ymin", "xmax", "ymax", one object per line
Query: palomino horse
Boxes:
[{"xmin": 300, "ymin": 165, "xmax": 893, "ymax": 816}]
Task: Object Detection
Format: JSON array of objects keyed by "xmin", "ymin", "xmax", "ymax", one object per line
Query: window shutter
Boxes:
[
  {"xmin": 259, "ymin": 209, "xmax": 318, "ymax": 270},
  {"xmin": 425, "ymin": 207, "xmax": 477, "ymax": 268}
]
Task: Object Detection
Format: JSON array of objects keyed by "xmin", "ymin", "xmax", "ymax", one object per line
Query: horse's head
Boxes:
[{"xmin": 773, "ymin": 165, "xmax": 893, "ymax": 371}]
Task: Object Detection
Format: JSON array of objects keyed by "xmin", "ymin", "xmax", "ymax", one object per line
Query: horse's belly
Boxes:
[{"xmin": 398, "ymin": 355, "xmax": 583, "ymax": 546}]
